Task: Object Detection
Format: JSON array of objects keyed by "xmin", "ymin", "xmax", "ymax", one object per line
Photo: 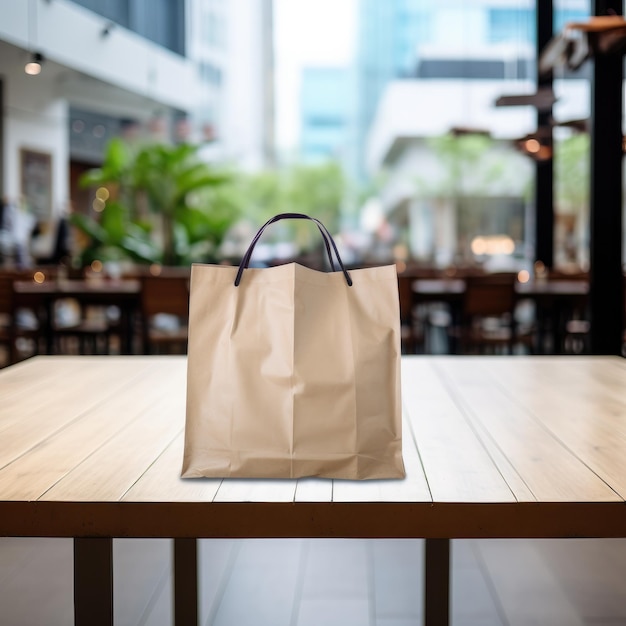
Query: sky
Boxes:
[{"xmin": 273, "ymin": 0, "xmax": 357, "ymax": 152}]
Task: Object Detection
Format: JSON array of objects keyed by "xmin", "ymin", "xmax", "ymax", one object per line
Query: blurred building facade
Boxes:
[
  {"xmin": 348, "ymin": 0, "xmax": 591, "ymax": 266},
  {"xmin": 0, "ymin": 0, "xmax": 274, "ymax": 224},
  {"xmin": 299, "ymin": 67, "xmax": 351, "ymax": 162}
]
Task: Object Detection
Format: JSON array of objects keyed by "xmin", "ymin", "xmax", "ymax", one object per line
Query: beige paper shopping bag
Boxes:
[{"xmin": 182, "ymin": 213, "xmax": 405, "ymax": 479}]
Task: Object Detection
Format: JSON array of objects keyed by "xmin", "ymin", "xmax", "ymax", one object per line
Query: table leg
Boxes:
[
  {"xmin": 74, "ymin": 537, "xmax": 113, "ymax": 626},
  {"xmin": 174, "ymin": 538, "xmax": 198, "ymax": 626},
  {"xmin": 449, "ymin": 305, "xmax": 461, "ymax": 355},
  {"xmin": 42, "ymin": 298, "xmax": 54, "ymax": 354},
  {"xmin": 424, "ymin": 538, "xmax": 450, "ymax": 626},
  {"xmin": 120, "ymin": 305, "xmax": 134, "ymax": 354}
]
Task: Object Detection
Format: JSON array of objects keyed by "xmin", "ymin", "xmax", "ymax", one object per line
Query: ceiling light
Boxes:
[{"xmin": 25, "ymin": 52, "xmax": 44, "ymax": 76}]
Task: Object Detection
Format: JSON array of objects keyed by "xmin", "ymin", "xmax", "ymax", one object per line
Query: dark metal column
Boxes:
[
  {"xmin": 590, "ymin": 0, "xmax": 625, "ymax": 355},
  {"xmin": 535, "ymin": 1, "xmax": 555, "ymax": 268}
]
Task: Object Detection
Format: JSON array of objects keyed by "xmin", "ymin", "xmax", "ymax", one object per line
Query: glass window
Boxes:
[
  {"xmin": 72, "ymin": 0, "xmax": 129, "ymax": 27},
  {"xmin": 555, "ymin": 8, "xmax": 589, "ymax": 31},
  {"xmin": 72, "ymin": 0, "xmax": 184, "ymax": 55},
  {"xmin": 488, "ymin": 8, "xmax": 534, "ymax": 44}
]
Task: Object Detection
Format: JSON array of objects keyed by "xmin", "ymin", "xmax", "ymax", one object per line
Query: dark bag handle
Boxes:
[
  {"xmin": 235, "ymin": 213, "xmax": 353, "ymax": 287},
  {"xmin": 241, "ymin": 213, "xmax": 336, "ymax": 272}
]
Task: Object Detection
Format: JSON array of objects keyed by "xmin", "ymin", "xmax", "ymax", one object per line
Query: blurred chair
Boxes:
[
  {"xmin": 458, "ymin": 273, "xmax": 532, "ymax": 354},
  {"xmin": 552, "ymin": 269, "xmax": 590, "ymax": 354},
  {"xmin": 0, "ymin": 272, "xmax": 41, "ymax": 366},
  {"xmin": 52, "ymin": 299, "xmax": 112, "ymax": 355},
  {"xmin": 140, "ymin": 275, "xmax": 190, "ymax": 354},
  {"xmin": 563, "ymin": 318, "xmax": 591, "ymax": 354}
]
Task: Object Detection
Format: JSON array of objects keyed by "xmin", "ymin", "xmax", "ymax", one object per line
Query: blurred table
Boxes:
[
  {"xmin": 411, "ymin": 279, "xmax": 466, "ymax": 352},
  {"xmin": 2, "ymin": 355, "xmax": 626, "ymax": 625},
  {"xmin": 412, "ymin": 276, "xmax": 588, "ymax": 301},
  {"xmin": 13, "ymin": 278, "xmax": 141, "ymax": 354},
  {"xmin": 412, "ymin": 278, "xmax": 465, "ymax": 303},
  {"xmin": 516, "ymin": 279, "xmax": 589, "ymax": 353},
  {"xmin": 412, "ymin": 277, "xmax": 590, "ymax": 354},
  {"xmin": 515, "ymin": 278, "xmax": 589, "ymax": 298}
]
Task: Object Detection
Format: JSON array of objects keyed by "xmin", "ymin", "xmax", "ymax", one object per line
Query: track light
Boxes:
[
  {"xmin": 514, "ymin": 129, "xmax": 553, "ymax": 161},
  {"xmin": 25, "ymin": 52, "xmax": 44, "ymax": 76}
]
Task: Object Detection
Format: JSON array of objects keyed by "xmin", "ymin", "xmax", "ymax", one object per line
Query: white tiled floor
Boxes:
[{"xmin": 2, "ymin": 537, "xmax": 626, "ymax": 625}]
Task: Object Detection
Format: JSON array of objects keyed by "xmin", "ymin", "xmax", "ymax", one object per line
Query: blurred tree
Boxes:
[
  {"xmin": 73, "ymin": 138, "xmax": 236, "ymax": 266},
  {"xmin": 234, "ymin": 161, "xmax": 347, "ymax": 253},
  {"xmin": 422, "ymin": 132, "xmax": 503, "ymax": 197},
  {"xmin": 286, "ymin": 161, "xmax": 345, "ymax": 231},
  {"xmin": 239, "ymin": 168, "xmax": 287, "ymax": 223},
  {"xmin": 555, "ymin": 133, "xmax": 589, "ymax": 213},
  {"xmin": 554, "ymin": 133, "xmax": 589, "ymax": 264}
]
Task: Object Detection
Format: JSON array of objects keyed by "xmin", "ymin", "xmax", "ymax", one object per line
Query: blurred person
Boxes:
[
  {"xmin": 13, "ymin": 201, "xmax": 37, "ymax": 267},
  {"xmin": 0, "ymin": 197, "xmax": 35, "ymax": 267}
]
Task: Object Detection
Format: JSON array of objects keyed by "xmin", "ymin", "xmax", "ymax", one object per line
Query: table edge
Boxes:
[{"xmin": 2, "ymin": 501, "xmax": 626, "ymax": 539}]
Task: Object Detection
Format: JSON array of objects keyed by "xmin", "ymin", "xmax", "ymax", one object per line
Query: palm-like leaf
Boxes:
[{"xmin": 76, "ymin": 140, "xmax": 237, "ymax": 266}]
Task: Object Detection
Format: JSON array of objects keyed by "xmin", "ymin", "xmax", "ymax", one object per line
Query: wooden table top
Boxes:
[{"xmin": 1, "ymin": 355, "xmax": 626, "ymax": 539}]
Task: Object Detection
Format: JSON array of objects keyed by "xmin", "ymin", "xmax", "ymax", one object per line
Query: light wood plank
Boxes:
[
  {"xmin": 0, "ymin": 356, "xmax": 85, "ymax": 404},
  {"xmin": 401, "ymin": 358, "xmax": 515, "ymax": 503},
  {"xmin": 40, "ymin": 363, "xmax": 187, "ymax": 502},
  {"xmin": 122, "ymin": 433, "xmax": 222, "ymax": 502},
  {"xmin": 477, "ymin": 357, "xmax": 626, "ymax": 500},
  {"xmin": 563, "ymin": 356, "xmax": 626, "ymax": 395},
  {"xmin": 0, "ymin": 358, "xmax": 159, "ymax": 469},
  {"xmin": 435, "ymin": 359, "xmax": 620, "ymax": 502},
  {"xmin": 0, "ymin": 362, "xmax": 186, "ymax": 500},
  {"xmin": 294, "ymin": 478, "xmax": 333, "ymax": 502},
  {"xmin": 332, "ymin": 413, "xmax": 431, "ymax": 502},
  {"xmin": 461, "ymin": 416, "xmax": 536, "ymax": 503},
  {"xmin": 0, "ymin": 357, "xmax": 133, "ymax": 434},
  {"xmin": 213, "ymin": 478, "xmax": 298, "ymax": 503},
  {"xmin": 526, "ymin": 357, "xmax": 626, "ymax": 411}
]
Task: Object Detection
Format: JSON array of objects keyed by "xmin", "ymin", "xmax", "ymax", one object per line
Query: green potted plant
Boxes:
[{"xmin": 72, "ymin": 138, "xmax": 238, "ymax": 267}]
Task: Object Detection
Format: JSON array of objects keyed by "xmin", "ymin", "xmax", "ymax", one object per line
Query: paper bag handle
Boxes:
[
  {"xmin": 235, "ymin": 213, "xmax": 353, "ymax": 287},
  {"xmin": 238, "ymin": 213, "xmax": 336, "ymax": 277}
]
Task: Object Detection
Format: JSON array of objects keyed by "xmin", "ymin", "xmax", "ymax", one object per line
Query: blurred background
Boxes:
[
  {"xmin": 1, "ymin": 0, "xmax": 623, "ymax": 362},
  {"xmin": 0, "ymin": 0, "xmax": 595, "ymax": 269}
]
